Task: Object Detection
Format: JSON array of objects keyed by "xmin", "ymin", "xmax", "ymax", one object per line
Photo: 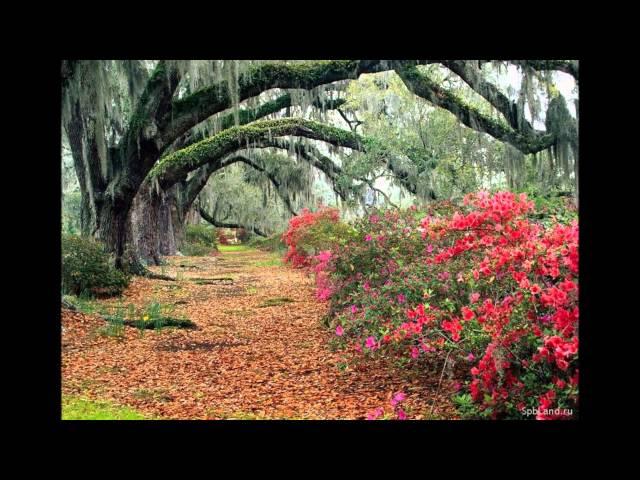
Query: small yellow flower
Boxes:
[{"xmin": 143, "ymin": 315, "xmax": 149, "ymax": 321}]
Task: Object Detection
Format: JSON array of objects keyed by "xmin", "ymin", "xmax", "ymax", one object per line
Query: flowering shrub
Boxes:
[
  {"xmin": 366, "ymin": 391, "xmax": 408, "ymax": 420},
  {"xmin": 282, "ymin": 207, "xmax": 354, "ymax": 268},
  {"xmin": 318, "ymin": 193, "xmax": 578, "ymax": 420},
  {"xmin": 217, "ymin": 231, "xmax": 230, "ymax": 245}
]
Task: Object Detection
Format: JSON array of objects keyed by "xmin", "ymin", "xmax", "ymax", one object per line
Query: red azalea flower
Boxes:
[{"xmin": 461, "ymin": 306, "xmax": 475, "ymax": 321}]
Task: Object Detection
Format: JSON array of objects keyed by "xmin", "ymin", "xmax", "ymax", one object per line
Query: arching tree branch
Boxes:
[
  {"xmin": 198, "ymin": 207, "xmax": 267, "ymax": 237},
  {"xmin": 393, "ymin": 63, "xmax": 555, "ymax": 154},
  {"xmin": 164, "ymin": 93, "xmax": 347, "ymax": 156},
  {"xmin": 152, "ymin": 118, "xmax": 362, "ymax": 190},
  {"xmin": 510, "ymin": 60, "xmax": 579, "ymax": 81},
  {"xmin": 440, "ymin": 60, "xmax": 533, "ymax": 133},
  {"xmin": 161, "ymin": 60, "xmax": 390, "ymax": 146}
]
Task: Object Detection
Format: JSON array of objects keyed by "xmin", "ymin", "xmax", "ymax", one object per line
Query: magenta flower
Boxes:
[
  {"xmin": 350, "ymin": 305, "xmax": 358, "ymax": 314},
  {"xmin": 397, "ymin": 293, "xmax": 406, "ymax": 304},
  {"xmin": 391, "ymin": 392, "xmax": 406, "ymax": 406},
  {"xmin": 411, "ymin": 346, "xmax": 419, "ymax": 359},
  {"xmin": 365, "ymin": 234, "xmax": 372, "ymax": 242},
  {"xmin": 426, "ymin": 244, "xmax": 434, "ymax": 253},
  {"xmin": 365, "ymin": 336, "xmax": 377, "ymax": 350},
  {"xmin": 363, "ymin": 281, "xmax": 370, "ymax": 291},
  {"xmin": 366, "ymin": 407, "xmax": 384, "ymax": 420},
  {"xmin": 335, "ymin": 325, "xmax": 344, "ymax": 336},
  {"xmin": 396, "ymin": 409, "xmax": 407, "ymax": 420},
  {"xmin": 467, "ymin": 353, "xmax": 475, "ymax": 362}
]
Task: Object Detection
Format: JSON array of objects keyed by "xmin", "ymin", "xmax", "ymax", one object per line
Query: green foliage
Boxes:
[
  {"xmin": 61, "ymin": 235, "xmax": 129, "ymax": 297},
  {"xmin": 258, "ymin": 297, "xmax": 294, "ymax": 307},
  {"xmin": 520, "ymin": 187, "xmax": 578, "ymax": 226},
  {"xmin": 297, "ymin": 216, "xmax": 357, "ymax": 259},
  {"xmin": 102, "ymin": 300, "xmax": 196, "ymax": 331},
  {"xmin": 181, "ymin": 223, "xmax": 217, "ymax": 256},
  {"xmin": 342, "ymin": 71, "xmax": 508, "ymax": 202},
  {"xmin": 62, "ymin": 191, "xmax": 82, "ymax": 235},
  {"xmin": 218, "ymin": 244, "xmax": 252, "ymax": 252},
  {"xmin": 181, "ymin": 242, "xmax": 213, "ymax": 256},
  {"xmin": 247, "ymin": 233, "xmax": 286, "ymax": 253},
  {"xmin": 67, "ymin": 297, "xmax": 195, "ymax": 334},
  {"xmin": 185, "ymin": 224, "xmax": 217, "ymax": 247},
  {"xmin": 253, "ymin": 256, "xmax": 283, "ymax": 267},
  {"xmin": 62, "ymin": 396, "xmax": 150, "ymax": 420}
]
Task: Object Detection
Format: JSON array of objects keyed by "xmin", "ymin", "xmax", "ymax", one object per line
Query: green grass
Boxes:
[
  {"xmin": 218, "ymin": 244, "xmax": 253, "ymax": 252},
  {"xmin": 253, "ymin": 256, "xmax": 283, "ymax": 267},
  {"xmin": 62, "ymin": 396, "xmax": 151, "ymax": 420},
  {"xmin": 258, "ymin": 297, "xmax": 295, "ymax": 307}
]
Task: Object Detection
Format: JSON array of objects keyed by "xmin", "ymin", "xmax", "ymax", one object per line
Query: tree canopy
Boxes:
[{"xmin": 61, "ymin": 59, "xmax": 578, "ymax": 269}]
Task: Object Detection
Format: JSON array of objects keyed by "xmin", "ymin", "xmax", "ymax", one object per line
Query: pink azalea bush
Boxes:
[{"xmin": 310, "ymin": 192, "xmax": 578, "ymax": 420}]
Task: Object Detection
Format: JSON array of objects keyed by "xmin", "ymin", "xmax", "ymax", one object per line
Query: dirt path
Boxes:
[{"xmin": 62, "ymin": 247, "xmax": 457, "ymax": 419}]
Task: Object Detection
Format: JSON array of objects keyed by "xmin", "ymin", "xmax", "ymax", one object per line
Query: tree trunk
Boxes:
[
  {"xmin": 158, "ymin": 187, "xmax": 178, "ymax": 256},
  {"xmin": 129, "ymin": 182, "xmax": 162, "ymax": 266}
]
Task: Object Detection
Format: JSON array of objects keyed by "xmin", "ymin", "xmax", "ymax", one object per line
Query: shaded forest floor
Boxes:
[{"xmin": 62, "ymin": 246, "xmax": 458, "ymax": 419}]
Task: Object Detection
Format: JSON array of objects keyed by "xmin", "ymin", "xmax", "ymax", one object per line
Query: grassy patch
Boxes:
[
  {"xmin": 71, "ymin": 299, "xmax": 196, "ymax": 333},
  {"xmin": 253, "ymin": 257, "xmax": 283, "ymax": 267},
  {"xmin": 62, "ymin": 396, "xmax": 150, "ymax": 420},
  {"xmin": 258, "ymin": 297, "xmax": 295, "ymax": 307},
  {"xmin": 102, "ymin": 315, "xmax": 196, "ymax": 330},
  {"xmin": 218, "ymin": 244, "xmax": 253, "ymax": 253},
  {"xmin": 192, "ymin": 277, "xmax": 234, "ymax": 285},
  {"xmin": 132, "ymin": 388, "xmax": 173, "ymax": 402}
]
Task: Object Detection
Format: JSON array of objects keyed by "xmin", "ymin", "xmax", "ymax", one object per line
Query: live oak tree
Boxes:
[{"xmin": 62, "ymin": 59, "xmax": 578, "ymax": 272}]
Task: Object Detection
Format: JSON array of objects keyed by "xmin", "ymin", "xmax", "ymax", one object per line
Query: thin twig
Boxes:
[{"xmin": 430, "ymin": 350, "xmax": 452, "ymax": 416}]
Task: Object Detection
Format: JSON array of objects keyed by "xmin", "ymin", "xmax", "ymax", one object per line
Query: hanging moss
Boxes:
[
  {"xmin": 545, "ymin": 94, "xmax": 577, "ymax": 188},
  {"xmin": 151, "ymin": 118, "xmax": 361, "ymax": 187}
]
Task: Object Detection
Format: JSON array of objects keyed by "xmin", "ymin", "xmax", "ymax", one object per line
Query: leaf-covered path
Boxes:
[{"xmin": 62, "ymin": 247, "xmax": 457, "ymax": 419}]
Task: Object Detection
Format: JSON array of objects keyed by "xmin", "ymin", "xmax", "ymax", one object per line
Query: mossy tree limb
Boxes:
[
  {"xmin": 198, "ymin": 207, "xmax": 267, "ymax": 237},
  {"xmin": 393, "ymin": 63, "xmax": 555, "ymax": 154},
  {"xmin": 441, "ymin": 60, "xmax": 534, "ymax": 133},
  {"xmin": 510, "ymin": 60, "xmax": 579, "ymax": 81},
  {"xmin": 151, "ymin": 118, "xmax": 362, "ymax": 189},
  {"xmin": 171, "ymin": 93, "xmax": 348, "ymax": 215},
  {"xmin": 161, "ymin": 60, "xmax": 389, "ymax": 146}
]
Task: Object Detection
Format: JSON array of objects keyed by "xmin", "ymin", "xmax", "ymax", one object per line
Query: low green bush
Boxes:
[
  {"xmin": 246, "ymin": 233, "xmax": 286, "ymax": 253},
  {"xmin": 181, "ymin": 242, "xmax": 214, "ymax": 256},
  {"xmin": 185, "ymin": 224, "xmax": 217, "ymax": 247},
  {"xmin": 61, "ymin": 235, "xmax": 129, "ymax": 297},
  {"xmin": 181, "ymin": 224, "xmax": 217, "ymax": 256}
]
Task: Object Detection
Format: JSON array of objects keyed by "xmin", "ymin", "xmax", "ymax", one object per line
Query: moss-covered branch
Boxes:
[
  {"xmin": 394, "ymin": 63, "xmax": 554, "ymax": 154},
  {"xmin": 172, "ymin": 94, "xmax": 347, "ymax": 214},
  {"xmin": 161, "ymin": 60, "xmax": 384, "ymax": 145},
  {"xmin": 198, "ymin": 207, "xmax": 267, "ymax": 237},
  {"xmin": 441, "ymin": 60, "xmax": 532, "ymax": 133},
  {"xmin": 164, "ymin": 94, "xmax": 346, "ymax": 156},
  {"xmin": 510, "ymin": 60, "xmax": 579, "ymax": 81},
  {"xmin": 152, "ymin": 118, "xmax": 362, "ymax": 189}
]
